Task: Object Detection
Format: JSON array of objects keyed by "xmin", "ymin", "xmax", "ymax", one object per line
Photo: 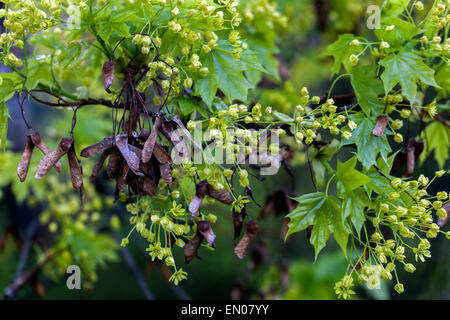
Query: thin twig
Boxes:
[
  {"xmin": 435, "ymin": 114, "xmax": 450, "ymax": 129},
  {"xmin": 113, "ymin": 233, "xmax": 155, "ymax": 300},
  {"xmin": 17, "ymin": 93, "xmax": 32, "ymax": 130},
  {"xmin": 306, "ymin": 145, "xmax": 317, "ymax": 191},
  {"xmin": 3, "ymin": 243, "xmax": 66, "ymax": 299}
]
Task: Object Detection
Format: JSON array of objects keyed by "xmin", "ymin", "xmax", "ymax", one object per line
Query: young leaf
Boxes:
[
  {"xmin": 380, "ymin": 52, "xmax": 439, "ymax": 104},
  {"xmin": 195, "ymin": 44, "xmax": 253, "ymax": 106},
  {"xmin": 287, "ymin": 192, "xmax": 348, "ymax": 259},
  {"xmin": 342, "ymin": 189, "xmax": 370, "ymax": 237},
  {"xmin": 0, "ymin": 102, "xmax": 9, "ymax": 151},
  {"xmin": 351, "ymin": 66, "xmax": 384, "ymax": 117},
  {"xmin": 342, "ymin": 116, "xmax": 392, "ymax": 169},
  {"xmin": 336, "ymin": 156, "xmax": 371, "ymax": 194},
  {"xmin": 323, "ymin": 34, "xmax": 364, "ymax": 74},
  {"xmin": 420, "ymin": 122, "xmax": 450, "ymax": 168}
]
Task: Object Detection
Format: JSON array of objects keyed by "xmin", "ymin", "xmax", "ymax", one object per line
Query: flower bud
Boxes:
[
  {"xmin": 371, "ymin": 232, "xmax": 382, "ymax": 243},
  {"xmin": 184, "ymin": 77, "xmax": 193, "ymax": 88},
  {"xmin": 311, "ymin": 96, "xmax": 321, "ymax": 105},
  {"xmin": 418, "ymin": 174, "xmax": 429, "ymax": 186},
  {"xmin": 400, "ymin": 109, "xmax": 411, "ymax": 118},
  {"xmin": 391, "ymin": 178, "xmax": 402, "ymax": 188},
  {"xmin": 388, "ymin": 192, "xmax": 400, "ymax": 202},
  {"xmin": 435, "ymin": 170, "xmax": 446, "ymax": 178},
  {"xmin": 380, "ymin": 41, "xmax": 390, "ymax": 49},
  {"xmin": 394, "ymin": 283, "xmax": 404, "ymax": 294},
  {"xmin": 121, "ymin": 238, "xmax": 129, "ymax": 247},
  {"xmin": 415, "ymin": 1, "xmax": 424, "ymax": 11},
  {"xmin": 404, "ymin": 263, "xmax": 416, "ymax": 273},
  {"xmin": 351, "ymin": 39, "xmax": 360, "ymax": 46},
  {"xmin": 300, "ymin": 87, "xmax": 309, "ymax": 96}
]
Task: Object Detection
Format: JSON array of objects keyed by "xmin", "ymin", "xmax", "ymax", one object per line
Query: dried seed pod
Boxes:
[
  {"xmin": 67, "ymin": 145, "xmax": 83, "ymax": 189},
  {"xmin": 197, "ymin": 220, "xmax": 216, "ymax": 248},
  {"xmin": 90, "ymin": 149, "xmax": 111, "ymax": 182},
  {"xmin": 188, "ymin": 181, "xmax": 209, "ymax": 220},
  {"xmin": 80, "ymin": 136, "xmax": 115, "ymax": 158},
  {"xmin": 207, "ymin": 184, "xmax": 233, "ymax": 204},
  {"xmin": 17, "ymin": 135, "xmax": 35, "ymax": 182},
  {"xmin": 116, "ymin": 161, "xmax": 129, "ymax": 193},
  {"xmin": 127, "ymin": 144, "xmax": 143, "ymax": 158},
  {"xmin": 372, "ymin": 115, "xmax": 390, "ymax": 137},
  {"xmin": 138, "ymin": 129, "xmax": 150, "ymax": 141},
  {"xmin": 138, "ymin": 160, "xmax": 160, "ymax": 196},
  {"xmin": 29, "ymin": 131, "xmax": 61, "ymax": 172},
  {"xmin": 107, "ymin": 149, "xmax": 122, "ymax": 179},
  {"xmin": 260, "ymin": 190, "xmax": 298, "ymax": 219},
  {"xmin": 153, "ymin": 143, "xmax": 172, "ymax": 164},
  {"xmin": 102, "ymin": 61, "xmax": 115, "ymax": 93},
  {"xmin": 234, "ymin": 221, "xmax": 259, "ymax": 259},
  {"xmin": 184, "ymin": 232, "xmax": 203, "ymax": 264},
  {"xmin": 35, "ymin": 137, "xmax": 73, "ymax": 179},
  {"xmin": 159, "ymin": 162, "xmax": 172, "ymax": 184},
  {"xmin": 142, "ymin": 116, "xmax": 162, "ymax": 163},
  {"xmin": 115, "ymin": 134, "xmax": 143, "ymax": 176},
  {"xmin": 161, "ymin": 119, "xmax": 181, "ymax": 145},
  {"xmin": 405, "ymin": 138, "xmax": 416, "ymax": 177},
  {"xmin": 403, "ymin": 139, "xmax": 424, "ymax": 177}
]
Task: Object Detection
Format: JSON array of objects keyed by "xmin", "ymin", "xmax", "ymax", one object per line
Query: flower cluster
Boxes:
[
  {"xmin": 129, "ymin": 0, "xmax": 248, "ymax": 101},
  {"xmin": 121, "ymin": 195, "xmax": 197, "ymax": 284},
  {"xmin": 0, "ymin": 0, "xmax": 58, "ymax": 66},
  {"xmin": 335, "ymin": 170, "xmax": 450, "ymax": 299}
]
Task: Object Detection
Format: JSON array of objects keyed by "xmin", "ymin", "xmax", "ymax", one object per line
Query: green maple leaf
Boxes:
[
  {"xmin": 342, "ymin": 189, "xmax": 370, "ymax": 237},
  {"xmin": 195, "ymin": 44, "xmax": 265, "ymax": 107},
  {"xmin": 336, "ymin": 156, "xmax": 371, "ymax": 194},
  {"xmin": 351, "ymin": 65, "xmax": 385, "ymax": 117},
  {"xmin": 25, "ymin": 59, "xmax": 53, "ymax": 90},
  {"xmin": 287, "ymin": 193, "xmax": 348, "ymax": 259},
  {"xmin": 380, "ymin": 52, "xmax": 439, "ymax": 104},
  {"xmin": 336, "ymin": 156, "xmax": 371, "ymax": 236},
  {"xmin": 381, "ymin": 0, "xmax": 411, "ymax": 18},
  {"xmin": 323, "ymin": 34, "xmax": 365, "ymax": 74},
  {"xmin": 311, "ymin": 140, "xmax": 341, "ymax": 188},
  {"xmin": 342, "ymin": 115, "xmax": 392, "ymax": 169},
  {"xmin": 421, "ymin": 122, "xmax": 450, "ymax": 168}
]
